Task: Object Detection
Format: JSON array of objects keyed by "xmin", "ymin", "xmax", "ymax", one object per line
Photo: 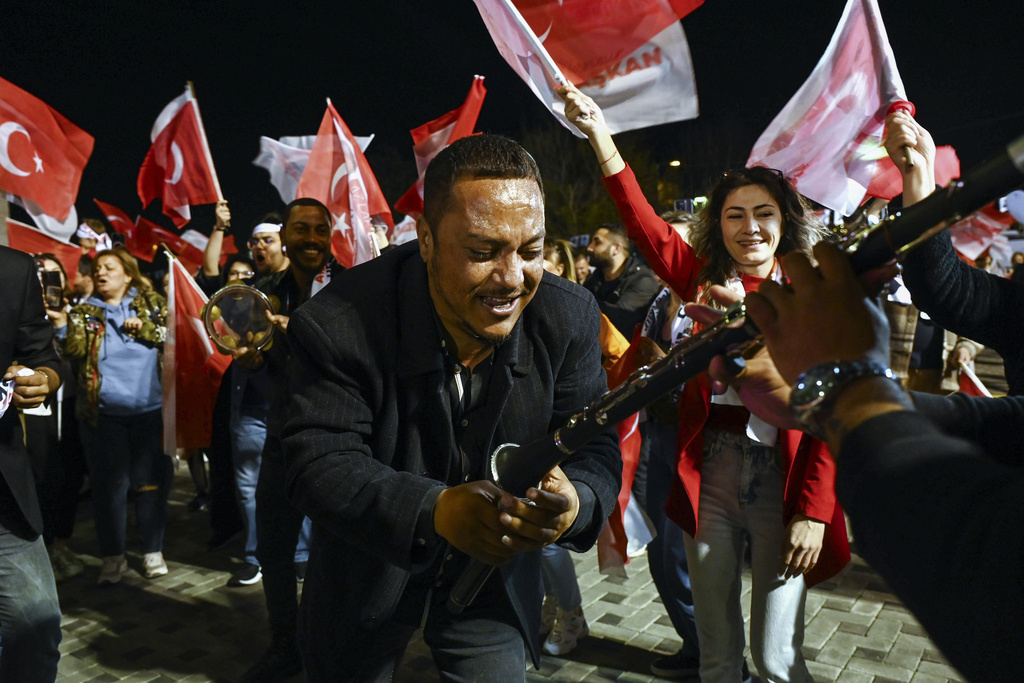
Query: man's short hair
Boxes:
[
  {"xmin": 422, "ymin": 133, "xmax": 543, "ymax": 235},
  {"xmin": 284, "ymin": 198, "xmax": 331, "ymax": 228},
  {"xmin": 594, "ymin": 222, "xmax": 631, "ymax": 250}
]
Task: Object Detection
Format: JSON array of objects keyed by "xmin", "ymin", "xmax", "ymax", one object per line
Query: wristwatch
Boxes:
[{"xmin": 790, "ymin": 360, "xmax": 899, "ymax": 436}]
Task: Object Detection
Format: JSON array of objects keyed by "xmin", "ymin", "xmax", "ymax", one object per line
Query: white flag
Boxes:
[
  {"xmin": 254, "ymin": 134, "xmax": 374, "ymax": 204},
  {"xmin": 472, "ymin": 0, "xmax": 698, "ymax": 135},
  {"xmin": 8, "ymin": 193, "xmax": 78, "ymax": 242}
]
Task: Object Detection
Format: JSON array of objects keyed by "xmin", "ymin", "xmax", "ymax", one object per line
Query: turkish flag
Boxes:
[
  {"xmin": 472, "ymin": 0, "xmax": 699, "ymax": 134},
  {"xmin": 515, "ymin": 0, "xmax": 703, "ymax": 83},
  {"xmin": 162, "ymin": 256, "xmax": 232, "ymax": 454},
  {"xmin": 297, "ymin": 101, "xmax": 393, "ymax": 268},
  {"xmin": 93, "ymin": 198, "xmax": 136, "ymax": 238},
  {"xmin": 137, "ymin": 87, "xmax": 221, "ymax": 228},
  {"xmin": 747, "ymin": 0, "xmax": 908, "ymax": 216},
  {"xmin": 394, "ymin": 76, "xmax": 487, "ymax": 220},
  {"xmin": 125, "ymin": 216, "xmax": 203, "ymax": 272},
  {"xmin": 0, "ymin": 76, "xmax": 93, "ymax": 222},
  {"xmin": 6, "ymin": 217, "xmax": 81, "ymax": 287}
]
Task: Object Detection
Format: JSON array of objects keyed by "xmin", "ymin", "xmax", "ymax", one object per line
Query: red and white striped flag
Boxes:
[
  {"xmin": 162, "ymin": 256, "xmax": 232, "ymax": 455},
  {"xmin": 747, "ymin": 0, "xmax": 907, "ymax": 216},
  {"xmin": 394, "ymin": 76, "xmax": 487, "ymax": 219},
  {"xmin": 471, "ymin": 0, "xmax": 700, "ymax": 135},
  {"xmin": 137, "ymin": 86, "xmax": 222, "ymax": 227},
  {"xmin": 296, "ymin": 100, "xmax": 392, "ymax": 268}
]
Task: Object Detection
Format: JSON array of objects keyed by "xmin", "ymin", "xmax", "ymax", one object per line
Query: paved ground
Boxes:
[{"xmin": 54, "ymin": 467, "xmax": 967, "ymax": 682}]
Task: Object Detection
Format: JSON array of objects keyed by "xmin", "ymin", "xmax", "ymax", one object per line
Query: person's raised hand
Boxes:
[{"xmin": 215, "ymin": 200, "xmax": 231, "ymax": 230}]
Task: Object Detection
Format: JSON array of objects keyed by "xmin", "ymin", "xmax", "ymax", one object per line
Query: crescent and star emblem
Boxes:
[
  {"xmin": 166, "ymin": 141, "xmax": 184, "ymax": 184},
  {"xmin": 0, "ymin": 121, "xmax": 42, "ymax": 176}
]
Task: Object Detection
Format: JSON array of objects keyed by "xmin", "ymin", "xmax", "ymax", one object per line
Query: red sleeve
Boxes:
[
  {"xmin": 602, "ymin": 164, "xmax": 702, "ymax": 299},
  {"xmin": 782, "ymin": 430, "xmax": 839, "ymax": 524}
]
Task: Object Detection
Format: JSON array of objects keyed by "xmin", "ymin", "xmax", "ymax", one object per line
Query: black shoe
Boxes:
[
  {"xmin": 295, "ymin": 560, "xmax": 307, "ymax": 583},
  {"xmin": 650, "ymin": 650, "xmax": 700, "ymax": 679},
  {"xmin": 228, "ymin": 563, "xmax": 262, "ymax": 587},
  {"xmin": 240, "ymin": 643, "xmax": 302, "ymax": 683},
  {"xmin": 188, "ymin": 493, "xmax": 210, "ymax": 512}
]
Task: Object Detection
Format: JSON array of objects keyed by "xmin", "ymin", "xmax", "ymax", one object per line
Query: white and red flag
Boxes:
[
  {"xmin": 162, "ymin": 255, "xmax": 232, "ymax": 455},
  {"xmin": 126, "ymin": 216, "xmax": 204, "ymax": 272},
  {"xmin": 747, "ymin": 0, "xmax": 911, "ymax": 216},
  {"xmin": 93, "ymin": 198, "xmax": 136, "ymax": 237},
  {"xmin": 5, "ymin": 217, "xmax": 81, "ymax": 286},
  {"xmin": 137, "ymin": 86, "xmax": 222, "ymax": 228},
  {"xmin": 0, "ymin": 76, "xmax": 93, "ymax": 232},
  {"xmin": 949, "ymin": 203, "xmax": 1015, "ymax": 262},
  {"xmin": 296, "ymin": 100, "xmax": 393, "ymax": 268},
  {"xmin": 253, "ymin": 133, "xmax": 374, "ymax": 204},
  {"xmin": 7, "ymin": 193, "xmax": 79, "ymax": 242},
  {"xmin": 958, "ymin": 361, "xmax": 994, "ymax": 398},
  {"xmin": 471, "ymin": 0, "xmax": 700, "ymax": 134},
  {"xmin": 394, "ymin": 76, "xmax": 487, "ymax": 219}
]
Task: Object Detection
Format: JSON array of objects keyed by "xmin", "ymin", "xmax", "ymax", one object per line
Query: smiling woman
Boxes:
[{"xmin": 558, "ymin": 84, "xmax": 847, "ymax": 682}]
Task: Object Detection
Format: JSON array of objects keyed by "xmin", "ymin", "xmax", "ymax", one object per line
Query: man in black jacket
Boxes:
[
  {"xmin": 282, "ymin": 135, "xmax": 621, "ymax": 681},
  {"xmin": 0, "ymin": 246, "xmax": 63, "ymax": 681},
  {"xmin": 584, "ymin": 222, "xmax": 661, "ymax": 338}
]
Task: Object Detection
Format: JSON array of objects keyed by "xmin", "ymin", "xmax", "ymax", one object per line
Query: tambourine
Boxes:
[{"xmin": 202, "ymin": 284, "xmax": 276, "ymax": 354}]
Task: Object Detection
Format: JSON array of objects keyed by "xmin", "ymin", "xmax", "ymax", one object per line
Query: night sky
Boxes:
[{"xmin": 3, "ymin": 0, "xmax": 1022, "ymax": 239}]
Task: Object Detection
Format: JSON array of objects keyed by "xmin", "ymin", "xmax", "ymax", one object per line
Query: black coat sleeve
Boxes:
[{"xmin": 836, "ymin": 405, "xmax": 1024, "ymax": 682}]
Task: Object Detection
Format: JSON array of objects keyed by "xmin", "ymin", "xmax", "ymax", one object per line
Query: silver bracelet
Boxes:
[{"xmin": 790, "ymin": 360, "xmax": 899, "ymax": 435}]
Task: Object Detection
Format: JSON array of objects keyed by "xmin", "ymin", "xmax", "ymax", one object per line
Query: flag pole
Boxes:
[
  {"xmin": 497, "ymin": 0, "xmax": 568, "ymax": 87},
  {"xmin": 186, "ymin": 81, "xmax": 225, "ymax": 201}
]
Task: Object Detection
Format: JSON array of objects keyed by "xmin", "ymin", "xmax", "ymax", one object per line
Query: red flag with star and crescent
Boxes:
[
  {"xmin": 0, "ymin": 76, "xmax": 93, "ymax": 223},
  {"xmin": 93, "ymin": 198, "xmax": 136, "ymax": 238},
  {"xmin": 296, "ymin": 100, "xmax": 392, "ymax": 268},
  {"xmin": 137, "ymin": 87, "xmax": 221, "ymax": 228}
]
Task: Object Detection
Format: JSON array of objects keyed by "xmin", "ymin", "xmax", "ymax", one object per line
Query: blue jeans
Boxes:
[
  {"xmin": 540, "ymin": 545, "xmax": 582, "ymax": 610},
  {"xmin": 255, "ymin": 435, "xmax": 312, "ymax": 645},
  {"xmin": 641, "ymin": 420, "xmax": 700, "ymax": 661},
  {"xmin": 684, "ymin": 428, "xmax": 811, "ymax": 683},
  {"xmin": 0, "ymin": 519, "xmax": 61, "ymax": 681},
  {"xmin": 231, "ymin": 412, "xmax": 266, "ymax": 565},
  {"xmin": 79, "ymin": 410, "xmax": 172, "ymax": 556}
]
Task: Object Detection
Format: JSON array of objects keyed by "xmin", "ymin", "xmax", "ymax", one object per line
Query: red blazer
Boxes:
[{"xmin": 603, "ymin": 165, "xmax": 850, "ymax": 585}]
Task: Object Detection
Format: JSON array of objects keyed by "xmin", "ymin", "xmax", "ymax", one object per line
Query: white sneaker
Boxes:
[
  {"xmin": 142, "ymin": 552, "xmax": 168, "ymax": 578},
  {"xmin": 540, "ymin": 594, "xmax": 558, "ymax": 637},
  {"xmin": 98, "ymin": 555, "xmax": 128, "ymax": 584},
  {"xmin": 543, "ymin": 606, "xmax": 588, "ymax": 656}
]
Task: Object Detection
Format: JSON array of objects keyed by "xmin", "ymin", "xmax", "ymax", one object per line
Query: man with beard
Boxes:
[
  {"xmin": 235, "ymin": 197, "xmax": 342, "ymax": 683},
  {"xmin": 584, "ymin": 222, "xmax": 660, "ymax": 338},
  {"xmin": 281, "ymin": 134, "xmax": 621, "ymax": 681}
]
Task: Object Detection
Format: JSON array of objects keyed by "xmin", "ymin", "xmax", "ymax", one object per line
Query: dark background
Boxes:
[{"xmin": 3, "ymin": 1, "xmax": 1022, "ymax": 240}]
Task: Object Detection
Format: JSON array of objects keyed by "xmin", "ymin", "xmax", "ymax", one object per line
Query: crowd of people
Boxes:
[{"xmin": 0, "ymin": 90, "xmax": 1020, "ymax": 683}]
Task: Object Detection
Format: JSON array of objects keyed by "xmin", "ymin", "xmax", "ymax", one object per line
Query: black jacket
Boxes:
[
  {"xmin": 901, "ymin": 229, "xmax": 1024, "ymax": 394},
  {"xmin": 0, "ymin": 247, "xmax": 61, "ymax": 537},
  {"xmin": 583, "ymin": 253, "xmax": 661, "ymax": 338},
  {"xmin": 282, "ymin": 242, "xmax": 621, "ymax": 666}
]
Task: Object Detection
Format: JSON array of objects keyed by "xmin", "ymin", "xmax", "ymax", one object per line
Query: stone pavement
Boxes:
[{"xmin": 54, "ymin": 467, "xmax": 967, "ymax": 682}]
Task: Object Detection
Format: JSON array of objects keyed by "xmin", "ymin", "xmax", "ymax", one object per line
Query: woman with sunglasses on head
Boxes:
[{"xmin": 560, "ymin": 85, "xmax": 850, "ymax": 682}]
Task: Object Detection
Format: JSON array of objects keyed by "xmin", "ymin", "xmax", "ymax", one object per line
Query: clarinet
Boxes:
[{"xmin": 447, "ymin": 133, "xmax": 1024, "ymax": 614}]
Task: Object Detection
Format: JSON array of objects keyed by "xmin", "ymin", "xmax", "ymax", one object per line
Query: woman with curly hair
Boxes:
[
  {"xmin": 58, "ymin": 247, "xmax": 172, "ymax": 584},
  {"xmin": 560, "ymin": 85, "xmax": 849, "ymax": 682}
]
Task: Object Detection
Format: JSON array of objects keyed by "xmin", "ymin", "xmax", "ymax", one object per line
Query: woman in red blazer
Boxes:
[{"xmin": 561, "ymin": 86, "xmax": 850, "ymax": 683}]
